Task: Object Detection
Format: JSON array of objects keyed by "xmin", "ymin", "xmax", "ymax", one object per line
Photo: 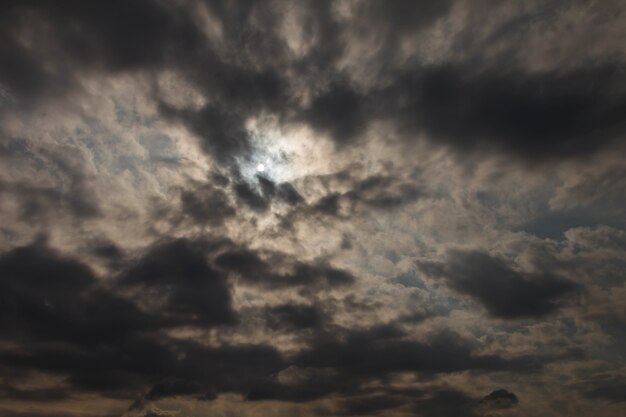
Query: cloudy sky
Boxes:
[{"xmin": 1, "ymin": 1, "xmax": 626, "ymax": 416}]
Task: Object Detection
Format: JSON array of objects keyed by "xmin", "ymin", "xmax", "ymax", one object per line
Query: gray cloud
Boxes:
[
  {"xmin": 420, "ymin": 250, "xmax": 581, "ymax": 318},
  {"xmin": 0, "ymin": 1, "xmax": 625, "ymax": 416}
]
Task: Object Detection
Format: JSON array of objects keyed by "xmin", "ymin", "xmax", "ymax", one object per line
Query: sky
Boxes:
[{"xmin": 0, "ymin": 1, "xmax": 625, "ymax": 416}]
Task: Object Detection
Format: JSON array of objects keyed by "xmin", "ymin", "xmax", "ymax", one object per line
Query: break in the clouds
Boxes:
[{"xmin": 1, "ymin": 1, "xmax": 625, "ymax": 416}]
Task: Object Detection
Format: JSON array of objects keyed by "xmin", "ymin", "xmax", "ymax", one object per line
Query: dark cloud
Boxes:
[
  {"xmin": 1, "ymin": 1, "xmax": 625, "ymax": 416},
  {"xmin": 210, "ymin": 172, "xmax": 231, "ymax": 188},
  {"xmin": 295, "ymin": 63, "xmax": 626, "ymax": 161},
  {"xmin": 180, "ymin": 185, "xmax": 235, "ymax": 226},
  {"xmin": 579, "ymin": 374, "xmax": 626, "ymax": 403},
  {"xmin": 0, "ymin": 243, "xmax": 160, "ymax": 349},
  {"xmin": 0, "ymin": 31, "xmax": 50, "ymax": 103},
  {"xmin": 152, "ymin": 24, "xmax": 287, "ymax": 163},
  {"xmin": 0, "ymin": 331, "xmax": 175, "ymax": 396},
  {"xmin": 0, "ymin": 383, "xmax": 69, "ymax": 403},
  {"xmin": 304, "ymin": 174, "xmax": 425, "ymax": 222},
  {"xmin": 265, "ymin": 304, "xmax": 323, "ymax": 331},
  {"xmin": 214, "ymin": 248, "xmax": 266, "ymax": 278},
  {"xmin": 2, "ymin": 0, "xmax": 625, "ymax": 165},
  {"xmin": 338, "ymin": 394, "xmax": 406, "ymax": 415},
  {"xmin": 0, "ymin": 336, "xmax": 286, "ymax": 405},
  {"xmin": 230, "ymin": 175, "xmax": 304, "ymax": 213},
  {"xmin": 158, "ymin": 103, "xmax": 252, "ymax": 163},
  {"xmin": 413, "ymin": 389, "xmax": 477, "ymax": 417},
  {"xmin": 145, "ymin": 377, "xmax": 203, "ymax": 401},
  {"xmin": 119, "ymin": 238, "xmax": 236, "ymax": 325},
  {"xmin": 0, "ymin": 242, "xmax": 94, "ymax": 296},
  {"xmin": 245, "ymin": 369, "xmax": 355, "ymax": 403},
  {"xmin": 420, "ymin": 250, "xmax": 581, "ymax": 318},
  {"xmin": 257, "ymin": 175, "xmax": 277, "ymax": 198},
  {"xmin": 480, "ymin": 389, "xmax": 519, "ymax": 409},
  {"xmin": 142, "ymin": 411, "xmax": 174, "ymax": 417},
  {"xmin": 89, "ymin": 240, "xmax": 124, "ymax": 261},
  {"xmin": 0, "ymin": 0, "xmax": 289, "ymax": 164},
  {"xmin": 0, "ymin": 411, "xmax": 118, "ymax": 417},
  {"xmin": 0, "ymin": 243, "xmax": 187, "ymax": 400},
  {"xmin": 277, "ymin": 182, "xmax": 305, "ymax": 206},
  {"xmin": 0, "ymin": 242, "xmax": 289, "ymax": 403},
  {"xmin": 345, "ymin": 175, "xmax": 423, "ymax": 209},
  {"xmin": 129, "ymin": 341, "xmax": 287, "ymax": 405},
  {"xmin": 215, "ymin": 248, "xmax": 355, "ymax": 290},
  {"xmin": 302, "ymin": 84, "xmax": 366, "ymax": 145},
  {"xmin": 233, "ymin": 181, "xmax": 270, "ymax": 212},
  {"xmin": 312, "ymin": 192, "xmax": 343, "ymax": 217},
  {"xmin": 0, "ymin": 0, "xmax": 202, "ymax": 103},
  {"xmin": 381, "ymin": 65, "xmax": 626, "ymax": 160},
  {"xmin": 294, "ymin": 326, "xmax": 542, "ymax": 377},
  {"xmin": 357, "ymin": 0, "xmax": 454, "ymax": 38},
  {"xmin": 0, "ymin": 239, "xmax": 355, "ymax": 406}
]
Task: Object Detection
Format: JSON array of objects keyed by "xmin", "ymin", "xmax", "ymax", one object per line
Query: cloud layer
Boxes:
[{"xmin": 1, "ymin": 1, "xmax": 625, "ymax": 416}]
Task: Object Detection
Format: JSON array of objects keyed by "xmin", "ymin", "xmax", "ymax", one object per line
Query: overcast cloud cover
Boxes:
[{"xmin": 1, "ymin": 1, "xmax": 625, "ymax": 416}]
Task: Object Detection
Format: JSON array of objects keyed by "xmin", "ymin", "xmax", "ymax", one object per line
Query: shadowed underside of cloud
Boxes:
[
  {"xmin": 293, "ymin": 326, "xmax": 546, "ymax": 378},
  {"xmin": 0, "ymin": 1, "xmax": 625, "ymax": 416},
  {"xmin": 0, "ymin": 0, "xmax": 203, "ymax": 100},
  {"xmin": 215, "ymin": 247, "xmax": 355, "ymax": 289},
  {"xmin": 420, "ymin": 250, "xmax": 581, "ymax": 318},
  {"xmin": 264, "ymin": 303, "xmax": 323, "ymax": 330},
  {"xmin": 334, "ymin": 387, "xmax": 521, "ymax": 417},
  {"xmin": 481, "ymin": 388, "xmax": 519, "ymax": 408},
  {"xmin": 0, "ymin": 239, "xmax": 361, "ymax": 405},
  {"xmin": 378, "ymin": 65, "xmax": 626, "ymax": 159},
  {"xmin": 1, "ymin": 1, "xmax": 625, "ymax": 165},
  {"xmin": 118, "ymin": 238, "xmax": 236, "ymax": 325},
  {"xmin": 0, "ymin": 240, "xmax": 537, "ymax": 411},
  {"xmin": 0, "ymin": 411, "xmax": 120, "ymax": 417},
  {"xmin": 180, "ymin": 184, "xmax": 236, "ymax": 226},
  {"xmin": 291, "ymin": 62, "xmax": 626, "ymax": 161}
]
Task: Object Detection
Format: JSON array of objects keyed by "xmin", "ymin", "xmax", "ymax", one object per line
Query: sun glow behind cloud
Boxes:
[
  {"xmin": 240, "ymin": 118, "xmax": 336, "ymax": 184},
  {"xmin": 1, "ymin": 1, "xmax": 626, "ymax": 417}
]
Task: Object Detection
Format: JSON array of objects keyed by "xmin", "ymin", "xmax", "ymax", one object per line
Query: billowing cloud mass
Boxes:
[{"xmin": 0, "ymin": 1, "xmax": 625, "ymax": 416}]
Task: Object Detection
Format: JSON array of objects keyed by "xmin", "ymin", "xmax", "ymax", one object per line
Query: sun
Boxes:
[{"xmin": 256, "ymin": 163, "xmax": 265, "ymax": 172}]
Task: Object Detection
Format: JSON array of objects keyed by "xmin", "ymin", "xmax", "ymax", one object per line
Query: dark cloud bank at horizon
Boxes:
[{"xmin": 1, "ymin": 1, "xmax": 626, "ymax": 417}]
